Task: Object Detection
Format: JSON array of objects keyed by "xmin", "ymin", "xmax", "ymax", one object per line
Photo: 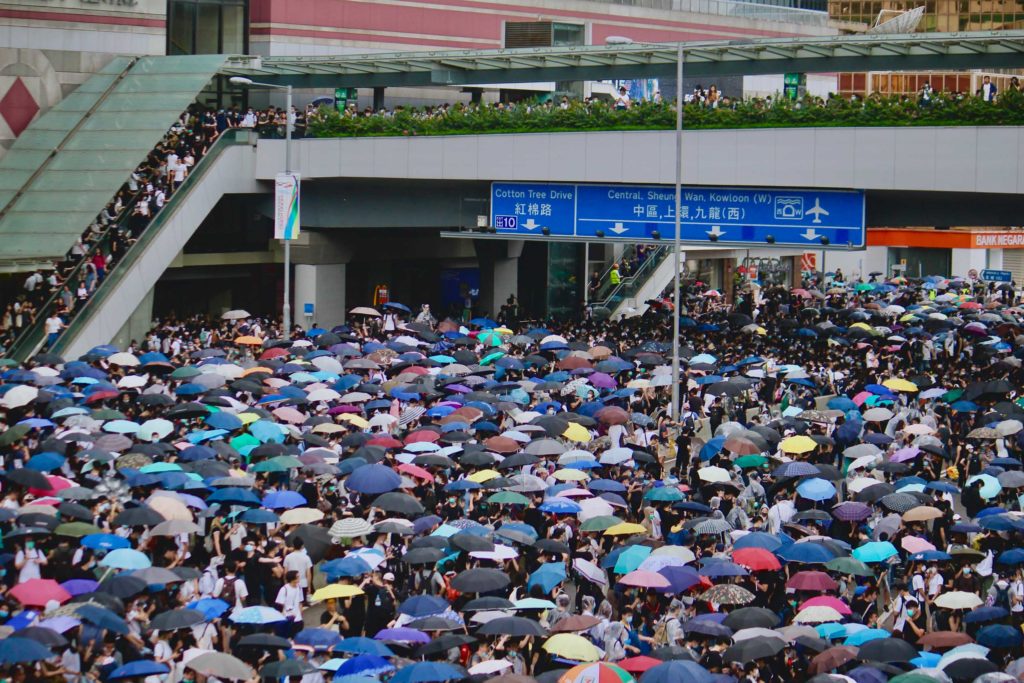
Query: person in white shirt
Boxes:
[
  {"xmin": 283, "ymin": 538, "xmax": 313, "ymax": 589},
  {"xmin": 15, "ymin": 540, "xmax": 46, "ymax": 582},
  {"xmin": 276, "ymin": 570, "xmax": 304, "ymax": 637}
]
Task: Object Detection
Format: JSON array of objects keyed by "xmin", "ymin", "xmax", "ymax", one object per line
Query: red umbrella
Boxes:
[
  {"xmin": 618, "ymin": 656, "xmax": 663, "ymax": 674},
  {"xmin": 732, "ymin": 547, "xmax": 781, "ymax": 572},
  {"xmin": 786, "ymin": 570, "xmax": 838, "ymax": 592},
  {"xmin": 800, "ymin": 595, "xmax": 851, "ymax": 615},
  {"xmin": 367, "ymin": 435, "xmax": 403, "ymax": 449},
  {"xmin": 595, "ymin": 406, "xmax": 629, "ymax": 425},
  {"xmin": 397, "ymin": 463, "xmax": 434, "ymax": 482},
  {"xmin": 10, "ymin": 578, "xmax": 71, "ymax": 607},
  {"xmin": 618, "ymin": 570, "xmax": 671, "ymax": 589},
  {"xmin": 259, "ymin": 348, "xmax": 289, "ymax": 360},
  {"xmin": 808, "ymin": 645, "xmax": 858, "ymax": 674},
  {"xmin": 405, "ymin": 430, "xmax": 440, "ymax": 444},
  {"xmin": 484, "ymin": 436, "xmax": 520, "ymax": 454}
]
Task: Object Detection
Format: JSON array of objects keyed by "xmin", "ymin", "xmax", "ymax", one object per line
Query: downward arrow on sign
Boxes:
[
  {"xmin": 522, "ymin": 219, "xmax": 539, "ymax": 231},
  {"xmin": 610, "ymin": 223, "xmax": 629, "ymax": 235},
  {"xmin": 800, "ymin": 228, "xmax": 819, "ymax": 241},
  {"xmin": 706, "ymin": 226, "xmax": 726, "ymax": 239}
]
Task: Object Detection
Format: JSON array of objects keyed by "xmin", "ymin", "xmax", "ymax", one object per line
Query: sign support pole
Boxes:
[{"xmin": 671, "ymin": 42, "xmax": 683, "ymax": 421}]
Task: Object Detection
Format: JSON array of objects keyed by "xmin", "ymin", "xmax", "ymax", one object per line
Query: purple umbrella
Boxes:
[
  {"xmin": 890, "ymin": 446, "xmax": 921, "ymax": 463},
  {"xmin": 657, "ymin": 565, "xmax": 702, "ymax": 593},
  {"xmin": 588, "ymin": 372, "xmax": 617, "ymax": 390},
  {"xmin": 413, "ymin": 515, "xmax": 442, "ymax": 535},
  {"xmin": 38, "ymin": 616, "xmax": 81, "ymax": 633},
  {"xmin": 60, "ymin": 579, "xmax": 99, "ymax": 596},
  {"xmin": 374, "ymin": 627, "xmax": 430, "ymax": 644},
  {"xmin": 444, "ymin": 385, "xmax": 471, "ymax": 394},
  {"xmin": 832, "ymin": 501, "xmax": 872, "ymax": 522}
]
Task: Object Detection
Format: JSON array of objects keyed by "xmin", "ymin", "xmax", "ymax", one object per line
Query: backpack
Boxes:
[
  {"xmin": 652, "ymin": 617, "xmax": 677, "ymax": 647},
  {"xmin": 221, "ymin": 576, "xmax": 237, "ymax": 608},
  {"xmin": 995, "ymin": 586, "xmax": 1011, "ymax": 611}
]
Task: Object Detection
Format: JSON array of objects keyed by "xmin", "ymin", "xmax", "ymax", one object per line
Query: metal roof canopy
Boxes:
[{"xmin": 220, "ymin": 31, "xmax": 1024, "ymax": 88}]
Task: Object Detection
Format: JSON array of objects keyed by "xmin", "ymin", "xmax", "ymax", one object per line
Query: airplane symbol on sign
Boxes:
[{"xmin": 806, "ymin": 198, "xmax": 829, "ymax": 224}]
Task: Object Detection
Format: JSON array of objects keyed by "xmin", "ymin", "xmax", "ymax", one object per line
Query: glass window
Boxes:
[
  {"xmin": 222, "ymin": 4, "xmax": 245, "ymax": 55},
  {"xmin": 169, "ymin": 1, "xmax": 195, "ymax": 56},
  {"xmin": 196, "ymin": 3, "xmax": 220, "ymax": 54},
  {"xmin": 551, "ymin": 23, "xmax": 584, "ymax": 48}
]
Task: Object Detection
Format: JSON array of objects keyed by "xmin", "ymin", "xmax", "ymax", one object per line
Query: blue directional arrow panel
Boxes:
[{"xmin": 490, "ymin": 182, "xmax": 865, "ymax": 248}]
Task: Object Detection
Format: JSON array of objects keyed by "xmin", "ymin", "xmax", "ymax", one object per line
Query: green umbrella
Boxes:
[
  {"xmin": 0, "ymin": 424, "xmax": 29, "ymax": 446},
  {"xmin": 92, "ymin": 409, "xmax": 126, "ymax": 421},
  {"xmin": 230, "ymin": 433, "xmax": 259, "ymax": 451},
  {"xmin": 55, "ymin": 522, "xmax": 103, "ymax": 538},
  {"xmin": 854, "ymin": 283, "xmax": 875, "ymax": 292},
  {"xmin": 250, "ymin": 459, "xmax": 287, "ymax": 473},
  {"xmin": 824, "ymin": 556, "xmax": 874, "ymax": 577},
  {"xmin": 889, "ymin": 675, "xmax": 940, "ymax": 683},
  {"xmin": 942, "ymin": 388, "xmax": 964, "ymax": 403},
  {"xmin": 481, "ymin": 352, "xmax": 505, "ymax": 365},
  {"xmin": 269, "ymin": 455, "xmax": 303, "ymax": 469},
  {"xmin": 170, "ymin": 367, "xmax": 201, "ymax": 380},
  {"xmin": 580, "ymin": 516, "xmax": 622, "ymax": 532},
  {"xmin": 644, "ymin": 487, "xmax": 683, "ymax": 502},
  {"xmin": 487, "ymin": 491, "xmax": 530, "ymax": 506},
  {"xmin": 734, "ymin": 455, "xmax": 768, "ymax": 469},
  {"xmin": 0, "ymin": 359, "xmax": 20, "ymax": 367}
]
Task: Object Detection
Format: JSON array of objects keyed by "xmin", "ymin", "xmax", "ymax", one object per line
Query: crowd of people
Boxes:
[
  {"xmin": 0, "ymin": 270, "xmax": 1020, "ymax": 683},
  {"xmin": 0, "ymin": 106, "xmax": 217, "ymax": 353}
]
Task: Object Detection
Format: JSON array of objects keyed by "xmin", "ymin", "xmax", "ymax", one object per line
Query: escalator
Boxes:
[
  {"xmin": 6, "ymin": 128, "xmax": 259, "ymax": 361},
  {"xmin": 590, "ymin": 245, "xmax": 678, "ymax": 319}
]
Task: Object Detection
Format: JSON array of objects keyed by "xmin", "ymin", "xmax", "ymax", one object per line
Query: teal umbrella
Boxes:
[
  {"xmin": 852, "ymin": 541, "xmax": 898, "ymax": 563},
  {"xmin": 613, "ymin": 545, "xmax": 652, "ymax": 574},
  {"xmin": 527, "ymin": 563, "xmax": 567, "ymax": 593}
]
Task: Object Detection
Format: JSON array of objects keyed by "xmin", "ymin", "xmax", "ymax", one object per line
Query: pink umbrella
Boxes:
[
  {"xmin": 901, "ymin": 536, "xmax": 936, "ymax": 554},
  {"xmin": 397, "ymin": 463, "xmax": 434, "ymax": 482},
  {"xmin": 272, "ymin": 406, "xmax": 307, "ymax": 424},
  {"xmin": 618, "ymin": 570, "xmax": 671, "ymax": 589},
  {"xmin": 890, "ymin": 446, "xmax": 921, "ymax": 463},
  {"xmin": 9, "ymin": 579, "xmax": 71, "ymax": 607},
  {"xmin": 800, "ymin": 595, "xmax": 852, "ymax": 615},
  {"xmin": 852, "ymin": 391, "xmax": 873, "ymax": 407},
  {"xmin": 30, "ymin": 475, "xmax": 74, "ymax": 496}
]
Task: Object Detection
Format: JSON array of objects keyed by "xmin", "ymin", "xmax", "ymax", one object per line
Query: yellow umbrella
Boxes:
[
  {"xmin": 237, "ymin": 412, "xmax": 261, "ymax": 425},
  {"xmin": 780, "ymin": 435, "xmax": 818, "ymax": 454},
  {"xmin": 242, "ymin": 366, "xmax": 273, "ymax": 377},
  {"xmin": 467, "ymin": 469, "xmax": 501, "ymax": 483},
  {"xmin": 279, "ymin": 508, "xmax": 325, "ymax": 525},
  {"xmin": 313, "ymin": 423, "xmax": 347, "ymax": 434},
  {"xmin": 604, "ymin": 522, "xmax": 648, "ymax": 536},
  {"xmin": 849, "ymin": 322, "xmax": 872, "ymax": 331},
  {"xmin": 542, "ymin": 634, "xmax": 602, "ymax": 662},
  {"xmin": 562, "ymin": 422, "xmax": 592, "ymax": 443},
  {"xmin": 234, "ymin": 336, "xmax": 263, "ymax": 345},
  {"xmin": 337, "ymin": 415, "xmax": 370, "ymax": 429},
  {"xmin": 882, "ymin": 378, "xmax": 918, "ymax": 393},
  {"xmin": 310, "ymin": 584, "xmax": 365, "ymax": 602},
  {"xmin": 552, "ymin": 469, "xmax": 589, "ymax": 482}
]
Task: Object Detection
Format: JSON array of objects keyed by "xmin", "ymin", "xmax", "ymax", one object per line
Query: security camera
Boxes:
[
  {"xmin": 651, "ymin": 231, "xmax": 661, "ymax": 240},
  {"xmin": 820, "ymin": 236, "xmax": 830, "ymax": 246},
  {"xmin": 766, "ymin": 235, "xmax": 776, "ymax": 244},
  {"xmin": 595, "ymin": 230, "xmax": 605, "ymax": 238},
  {"xmin": 541, "ymin": 227, "xmax": 550, "ymax": 236}
]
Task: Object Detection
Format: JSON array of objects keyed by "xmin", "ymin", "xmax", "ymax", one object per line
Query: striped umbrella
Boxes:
[
  {"xmin": 558, "ymin": 662, "xmax": 635, "ymax": 683},
  {"xmin": 329, "ymin": 518, "xmax": 375, "ymax": 539},
  {"xmin": 699, "ymin": 584, "xmax": 755, "ymax": 605}
]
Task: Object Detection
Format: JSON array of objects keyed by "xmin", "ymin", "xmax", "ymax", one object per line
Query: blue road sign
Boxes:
[
  {"xmin": 490, "ymin": 182, "xmax": 865, "ymax": 248},
  {"xmin": 981, "ymin": 269, "xmax": 1013, "ymax": 282}
]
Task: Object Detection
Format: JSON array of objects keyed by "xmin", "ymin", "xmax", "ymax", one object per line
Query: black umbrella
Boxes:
[
  {"xmin": 449, "ymin": 568, "xmax": 512, "ymax": 594},
  {"xmin": 650, "ymin": 646, "xmax": 696, "ymax": 660},
  {"xmin": 3, "ymin": 469, "xmax": 50, "ymax": 489},
  {"xmin": 16, "ymin": 513, "xmax": 58, "ymax": 530},
  {"xmin": 6, "ymin": 526, "xmax": 53, "ymax": 540},
  {"xmin": 410, "ymin": 536, "xmax": 450, "ymax": 551},
  {"xmin": 462, "ymin": 596, "xmax": 515, "ymax": 612},
  {"xmin": 98, "ymin": 575, "xmax": 147, "ymax": 599},
  {"xmin": 449, "ymin": 533, "xmax": 495, "ymax": 553},
  {"xmin": 857, "ymin": 637, "xmax": 918, "ymax": 663},
  {"xmin": 477, "ymin": 616, "xmax": 547, "ymax": 637},
  {"xmin": 165, "ymin": 402, "xmax": 209, "ymax": 419},
  {"xmin": 112, "ymin": 506, "xmax": 165, "ymax": 527},
  {"xmin": 70, "ymin": 592, "xmax": 125, "ymax": 614},
  {"xmin": 414, "ymin": 633, "xmax": 476, "ymax": 658},
  {"xmin": 372, "ymin": 492, "xmax": 426, "ymax": 516},
  {"xmin": 57, "ymin": 502, "xmax": 93, "ymax": 522},
  {"xmin": 407, "ymin": 616, "xmax": 462, "ymax": 631},
  {"xmin": 402, "ymin": 548, "xmax": 445, "ymax": 565},
  {"xmin": 722, "ymin": 607, "xmax": 780, "ymax": 630},
  {"xmin": 534, "ymin": 539, "xmax": 571, "ymax": 555},
  {"xmin": 286, "ymin": 524, "xmax": 331, "ymax": 562},
  {"xmin": 261, "ymin": 660, "xmax": 316, "ymax": 678},
  {"xmin": 942, "ymin": 657, "xmax": 997, "ymax": 681},
  {"xmin": 496, "ymin": 452, "xmax": 540, "ymax": 469},
  {"xmin": 237, "ymin": 633, "xmax": 292, "ymax": 649},
  {"xmin": 150, "ymin": 608, "xmax": 206, "ymax": 631},
  {"xmin": 12, "ymin": 626, "xmax": 68, "ymax": 648},
  {"xmin": 723, "ymin": 636, "xmax": 786, "ymax": 663}
]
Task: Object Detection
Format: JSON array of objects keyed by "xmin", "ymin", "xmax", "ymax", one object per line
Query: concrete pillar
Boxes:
[
  {"xmin": 373, "ymin": 87, "xmax": 386, "ymax": 112},
  {"xmin": 111, "ymin": 286, "xmax": 154, "ymax": 350},
  {"xmin": 294, "ymin": 263, "xmax": 347, "ymax": 330}
]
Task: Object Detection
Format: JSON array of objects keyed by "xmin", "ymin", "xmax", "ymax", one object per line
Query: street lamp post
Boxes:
[
  {"xmin": 230, "ymin": 76, "xmax": 294, "ymax": 337},
  {"xmin": 606, "ymin": 38, "xmax": 684, "ymax": 419}
]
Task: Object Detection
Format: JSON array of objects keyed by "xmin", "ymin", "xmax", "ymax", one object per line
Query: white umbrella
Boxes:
[
  {"xmin": 698, "ymin": 466, "xmax": 731, "ymax": 483},
  {"xmin": 468, "ymin": 660, "xmax": 512, "ymax": 676},
  {"xmin": 997, "ymin": 420, "xmax": 1023, "ymax": 437},
  {"xmin": 310, "ymin": 356, "xmax": 343, "ymax": 374},
  {"xmin": 848, "ymin": 477, "xmax": 884, "ymax": 493},
  {"xmin": 572, "ymin": 558, "xmax": 607, "ymax": 585},
  {"xmin": 221, "ymin": 310, "xmax": 251, "ymax": 321},
  {"xmin": 137, "ymin": 419, "xmax": 174, "ymax": 442},
  {"xmin": 350, "ymin": 307, "xmax": 381, "ymax": 317},
  {"xmin": 649, "ymin": 546, "xmax": 697, "ymax": 563},
  {"xmin": 732, "ymin": 627, "xmax": 783, "ymax": 642},
  {"xmin": 116, "ymin": 375, "xmax": 149, "ymax": 389},
  {"xmin": 107, "ymin": 352, "xmax": 140, "ymax": 367},
  {"xmin": 1, "ymin": 384, "xmax": 38, "ymax": 408},
  {"xmin": 863, "ymin": 407, "xmax": 895, "ymax": 422},
  {"xmin": 794, "ymin": 605, "xmax": 844, "ymax": 623},
  {"xmin": 600, "ymin": 447, "xmax": 634, "ymax": 465},
  {"xmin": 934, "ymin": 591, "xmax": 984, "ymax": 610},
  {"xmin": 306, "ymin": 388, "xmax": 341, "ymax": 402},
  {"xmin": 848, "ymin": 455, "xmax": 881, "ymax": 472},
  {"xmin": 576, "ymin": 497, "xmax": 615, "ymax": 521}
]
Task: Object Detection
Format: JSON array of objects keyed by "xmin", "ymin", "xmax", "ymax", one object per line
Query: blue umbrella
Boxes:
[
  {"xmin": 852, "ymin": 541, "xmax": 898, "ymax": 563},
  {"xmin": 334, "ymin": 636, "xmax": 394, "ymax": 657},
  {"xmin": 99, "ymin": 548, "xmax": 152, "ymax": 570},
  {"xmin": 205, "ymin": 412, "xmax": 243, "ymax": 431},
  {"xmin": 76, "ymin": 604, "xmax": 129, "ymax": 634},
  {"xmin": 109, "ymin": 660, "xmax": 169, "ymax": 680},
  {"xmin": 295, "ymin": 628, "xmax": 343, "ymax": 650},
  {"xmin": 261, "ymin": 490, "xmax": 307, "ymax": 509},
  {"xmin": 641, "ymin": 660, "xmax": 714, "ymax": 683},
  {"xmin": 827, "ymin": 397, "xmax": 858, "ymax": 412},
  {"xmin": 732, "ymin": 532, "xmax": 784, "ymax": 552},
  {"xmin": 397, "ymin": 595, "xmax": 449, "ymax": 617},
  {"xmin": 910, "ymin": 652, "xmax": 942, "ymax": 668},
  {"xmin": 469, "ymin": 318, "xmax": 498, "ymax": 328},
  {"xmin": 588, "ymin": 479, "xmax": 627, "ymax": 493},
  {"xmin": 848, "ymin": 665, "xmax": 888, "ymax": 683},
  {"xmin": 697, "ymin": 560, "xmax": 748, "ymax": 578},
  {"xmin": 844, "ymin": 628, "xmax": 891, "ymax": 646},
  {"xmin": 976, "ymin": 623, "xmax": 1023, "ymax": 648},
  {"xmin": 250, "ymin": 420, "xmax": 286, "ymax": 444},
  {"xmin": 528, "ymin": 563, "xmax": 567, "ymax": 593},
  {"xmin": 179, "ymin": 445, "xmax": 216, "ymax": 461},
  {"xmin": 337, "ymin": 654, "xmax": 395, "ymax": 677},
  {"xmin": 539, "ymin": 498, "xmax": 581, "ymax": 514},
  {"xmin": 965, "ymin": 606, "xmax": 1009, "ymax": 624},
  {"xmin": 796, "ymin": 477, "xmax": 836, "ymax": 501},
  {"xmin": 0, "ymin": 637, "xmax": 53, "ymax": 664},
  {"xmin": 699, "ymin": 436, "xmax": 726, "ymax": 461},
  {"xmin": 390, "ymin": 662, "xmax": 466, "ymax": 683},
  {"xmin": 614, "ymin": 545, "xmax": 653, "ymax": 574},
  {"xmin": 658, "ymin": 566, "xmax": 702, "ymax": 593},
  {"xmin": 25, "ymin": 452, "xmax": 65, "ymax": 472},
  {"xmin": 239, "ymin": 508, "xmax": 280, "ymax": 524},
  {"xmin": 81, "ymin": 533, "xmax": 131, "ymax": 551},
  {"xmin": 776, "ymin": 543, "xmax": 835, "ymax": 564},
  {"xmin": 998, "ymin": 548, "xmax": 1024, "ymax": 565},
  {"xmin": 321, "ymin": 556, "xmax": 373, "ymax": 579},
  {"xmin": 187, "ymin": 598, "xmax": 230, "ymax": 619},
  {"xmin": 207, "ymin": 487, "xmax": 262, "ymax": 507},
  {"xmin": 346, "ymin": 464, "xmax": 402, "ymax": 494}
]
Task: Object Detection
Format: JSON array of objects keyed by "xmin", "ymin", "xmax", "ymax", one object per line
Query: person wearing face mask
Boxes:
[
  {"xmin": 15, "ymin": 539, "xmax": 46, "ymax": 583},
  {"xmin": 440, "ymin": 494, "xmax": 461, "ymax": 521}
]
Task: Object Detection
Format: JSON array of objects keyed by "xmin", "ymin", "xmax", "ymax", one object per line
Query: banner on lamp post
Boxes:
[{"xmin": 274, "ymin": 172, "xmax": 301, "ymax": 240}]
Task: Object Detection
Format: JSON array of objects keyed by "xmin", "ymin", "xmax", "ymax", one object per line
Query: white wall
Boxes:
[
  {"xmin": 742, "ymin": 74, "xmax": 838, "ymax": 99},
  {"xmin": 951, "ymin": 248, "xmax": 988, "ymax": 278},
  {"xmin": 294, "ymin": 263, "xmax": 347, "ymax": 331},
  {"xmin": 825, "ymin": 246, "xmax": 887, "ymax": 281}
]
